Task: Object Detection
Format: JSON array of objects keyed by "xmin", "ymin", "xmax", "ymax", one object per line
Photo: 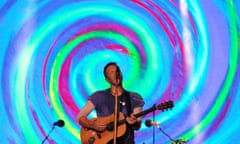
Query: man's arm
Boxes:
[
  {"xmin": 126, "ymin": 106, "xmax": 143, "ymax": 130},
  {"xmin": 76, "ymin": 100, "xmax": 95, "ymax": 128},
  {"xmin": 76, "ymin": 100, "xmax": 106, "ymax": 131}
]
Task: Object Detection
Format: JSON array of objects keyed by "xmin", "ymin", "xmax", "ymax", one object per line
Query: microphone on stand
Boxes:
[
  {"xmin": 41, "ymin": 119, "xmax": 65, "ymax": 144},
  {"xmin": 114, "ymin": 65, "xmax": 122, "ymax": 87},
  {"xmin": 53, "ymin": 119, "xmax": 65, "ymax": 127},
  {"xmin": 145, "ymin": 119, "xmax": 159, "ymax": 128},
  {"xmin": 145, "ymin": 119, "xmax": 188, "ymax": 144},
  {"xmin": 116, "ymin": 65, "xmax": 121, "ymax": 79}
]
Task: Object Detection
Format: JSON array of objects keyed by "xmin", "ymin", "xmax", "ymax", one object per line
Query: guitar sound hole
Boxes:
[
  {"xmin": 106, "ymin": 122, "xmax": 114, "ymax": 131},
  {"xmin": 88, "ymin": 137, "xmax": 95, "ymax": 144}
]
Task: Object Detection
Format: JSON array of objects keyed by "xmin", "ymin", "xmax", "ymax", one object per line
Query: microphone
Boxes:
[
  {"xmin": 41, "ymin": 120, "xmax": 65, "ymax": 144},
  {"xmin": 116, "ymin": 66, "xmax": 121, "ymax": 79},
  {"xmin": 53, "ymin": 119, "xmax": 65, "ymax": 127},
  {"xmin": 145, "ymin": 119, "xmax": 159, "ymax": 128}
]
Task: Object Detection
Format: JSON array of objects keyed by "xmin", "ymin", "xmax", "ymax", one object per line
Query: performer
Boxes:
[{"xmin": 77, "ymin": 62, "xmax": 144, "ymax": 144}]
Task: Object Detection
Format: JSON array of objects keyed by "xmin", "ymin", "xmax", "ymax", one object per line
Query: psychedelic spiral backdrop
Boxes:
[{"xmin": 0, "ymin": 0, "xmax": 239, "ymax": 143}]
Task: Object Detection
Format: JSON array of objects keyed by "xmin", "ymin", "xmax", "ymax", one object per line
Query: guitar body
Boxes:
[
  {"xmin": 80, "ymin": 101, "xmax": 174, "ymax": 144},
  {"xmin": 80, "ymin": 112, "xmax": 128, "ymax": 144}
]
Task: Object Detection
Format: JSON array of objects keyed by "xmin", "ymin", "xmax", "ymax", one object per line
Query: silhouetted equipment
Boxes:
[{"xmin": 41, "ymin": 119, "xmax": 65, "ymax": 144}]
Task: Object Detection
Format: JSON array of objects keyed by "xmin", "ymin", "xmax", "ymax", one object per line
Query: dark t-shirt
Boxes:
[{"xmin": 89, "ymin": 88, "xmax": 144, "ymax": 144}]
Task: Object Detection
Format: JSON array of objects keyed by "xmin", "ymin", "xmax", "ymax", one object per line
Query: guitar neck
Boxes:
[
  {"xmin": 118, "ymin": 106, "xmax": 156, "ymax": 125},
  {"xmin": 119, "ymin": 101, "xmax": 173, "ymax": 124},
  {"xmin": 134, "ymin": 105, "xmax": 156, "ymax": 118}
]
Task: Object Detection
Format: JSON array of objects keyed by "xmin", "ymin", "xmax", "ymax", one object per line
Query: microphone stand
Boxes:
[
  {"xmin": 152, "ymin": 104, "xmax": 156, "ymax": 144},
  {"xmin": 157, "ymin": 127, "xmax": 188, "ymax": 144},
  {"xmin": 41, "ymin": 125, "xmax": 55, "ymax": 144},
  {"xmin": 113, "ymin": 73, "xmax": 120, "ymax": 144},
  {"xmin": 113, "ymin": 86, "xmax": 119, "ymax": 144},
  {"xmin": 157, "ymin": 127, "xmax": 175, "ymax": 142}
]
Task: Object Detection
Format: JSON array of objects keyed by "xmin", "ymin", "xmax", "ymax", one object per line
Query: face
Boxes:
[{"xmin": 105, "ymin": 64, "xmax": 122, "ymax": 85}]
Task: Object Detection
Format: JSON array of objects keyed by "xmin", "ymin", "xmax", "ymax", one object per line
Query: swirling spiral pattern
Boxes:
[{"xmin": 0, "ymin": 0, "xmax": 239, "ymax": 143}]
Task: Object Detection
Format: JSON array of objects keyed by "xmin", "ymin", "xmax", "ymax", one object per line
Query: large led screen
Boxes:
[{"xmin": 0, "ymin": 0, "xmax": 239, "ymax": 143}]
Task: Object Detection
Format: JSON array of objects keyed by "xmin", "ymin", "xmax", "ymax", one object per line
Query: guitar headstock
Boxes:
[{"xmin": 156, "ymin": 100, "xmax": 174, "ymax": 111}]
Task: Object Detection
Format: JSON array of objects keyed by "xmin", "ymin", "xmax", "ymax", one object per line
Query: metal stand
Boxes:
[
  {"xmin": 157, "ymin": 127, "xmax": 188, "ymax": 144},
  {"xmin": 152, "ymin": 104, "xmax": 156, "ymax": 144},
  {"xmin": 41, "ymin": 126, "xmax": 55, "ymax": 144}
]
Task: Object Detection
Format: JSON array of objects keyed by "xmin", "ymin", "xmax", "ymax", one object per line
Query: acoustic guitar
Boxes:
[{"xmin": 80, "ymin": 100, "xmax": 174, "ymax": 144}]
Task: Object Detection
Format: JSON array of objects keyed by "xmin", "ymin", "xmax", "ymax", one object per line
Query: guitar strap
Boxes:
[
  {"xmin": 123, "ymin": 90, "xmax": 134, "ymax": 143},
  {"xmin": 123, "ymin": 90, "xmax": 132, "ymax": 116},
  {"xmin": 107, "ymin": 89, "xmax": 132, "ymax": 116}
]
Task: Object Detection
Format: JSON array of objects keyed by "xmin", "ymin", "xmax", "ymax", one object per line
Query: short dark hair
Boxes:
[{"xmin": 103, "ymin": 62, "xmax": 118, "ymax": 78}]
